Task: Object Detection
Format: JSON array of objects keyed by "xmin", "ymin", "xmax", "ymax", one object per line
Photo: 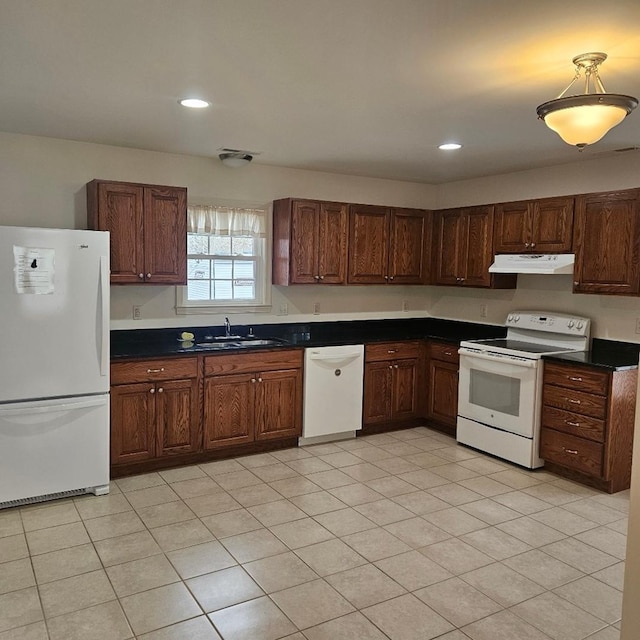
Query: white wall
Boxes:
[{"xmin": 1, "ymin": 132, "xmax": 640, "ymax": 341}]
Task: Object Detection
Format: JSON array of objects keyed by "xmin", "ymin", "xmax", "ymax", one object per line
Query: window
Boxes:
[{"xmin": 176, "ymin": 204, "xmax": 271, "ymax": 313}]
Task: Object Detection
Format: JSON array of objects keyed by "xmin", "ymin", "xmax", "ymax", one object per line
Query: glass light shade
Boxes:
[
  {"xmin": 545, "ymin": 104, "xmax": 627, "ymax": 145},
  {"xmin": 537, "ymin": 94, "xmax": 637, "ymax": 147}
]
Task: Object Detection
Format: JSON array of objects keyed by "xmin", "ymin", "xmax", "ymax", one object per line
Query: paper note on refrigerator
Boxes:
[{"xmin": 13, "ymin": 246, "xmax": 55, "ymax": 294}]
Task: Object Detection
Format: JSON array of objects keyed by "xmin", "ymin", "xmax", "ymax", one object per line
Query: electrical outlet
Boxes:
[
  {"xmin": 133, "ymin": 305, "xmax": 142, "ymax": 320},
  {"xmin": 313, "ymin": 302, "xmax": 320, "ymax": 315},
  {"xmin": 402, "ymin": 300, "xmax": 409, "ymax": 312},
  {"xmin": 480, "ymin": 304, "xmax": 488, "ymax": 318},
  {"xmin": 635, "ymin": 318, "xmax": 640, "ymax": 334},
  {"xmin": 277, "ymin": 303, "xmax": 288, "ymax": 316}
]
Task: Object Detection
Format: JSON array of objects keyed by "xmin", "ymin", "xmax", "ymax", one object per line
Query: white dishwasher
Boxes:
[{"xmin": 301, "ymin": 344, "xmax": 365, "ymax": 444}]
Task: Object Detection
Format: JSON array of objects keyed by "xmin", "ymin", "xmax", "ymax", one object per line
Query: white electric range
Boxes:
[{"xmin": 457, "ymin": 311, "xmax": 591, "ymax": 468}]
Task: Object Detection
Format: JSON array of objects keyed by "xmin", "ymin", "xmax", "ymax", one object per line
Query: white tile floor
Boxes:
[{"xmin": 0, "ymin": 427, "xmax": 628, "ymax": 640}]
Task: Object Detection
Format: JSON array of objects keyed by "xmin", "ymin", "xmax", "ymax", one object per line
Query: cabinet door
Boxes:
[
  {"xmin": 532, "ymin": 197, "xmax": 574, "ymax": 252},
  {"xmin": 433, "ymin": 209, "xmax": 465, "ymax": 285},
  {"xmin": 427, "ymin": 359, "xmax": 459, "ymax": 430},
  {"xmin": 96, "ymin": 182, "xmax": 145, "ymax": 284},
  {"xmin": 255, "ymin": 369, "xmax": 302, "ymax": 440},
  {"xmin": 363, "ymin": 361, "xmax": 393, "ymax": 424},
  {"xmin": 155, "ymin": 378, "xmax": 200, "ymax": 456},
  {"xmin": 348, "ymin": 205, "xmax": 390, "ymax": 283},
  {"xmin": 110, "ymin": 383, "xmax": 156, "ymax": 464},
  {"xmin": 290, "ymin": 200, "xmax": 320, "ymax": 284},
  {"xmin": 573, "ymin": 190, "xmax": 640, "ymax": 294},
  {"xmin": 494, "ymin": 202, "xmax": 531, "ymax": 253},
  {"xmin": 143, "ymin": 186, "xmax": 187, "ymax": 285},
  {"xmin": 463, "ymin": 206, "xmax": 493, "ymax": 287},
  {"xmin": 318, "ymin": 202, "xmax": 348, "ymax": 283},
  {"xmin": 389, "ymin": 209, "xmax": 429, "ymax": 284},
  {"xmin": 203, "ymin": 374, "xmax": 255, "ymax": 449},
  {"xmin": 392, "ymin": 359, "xmax": 419, "ymax": 420}
]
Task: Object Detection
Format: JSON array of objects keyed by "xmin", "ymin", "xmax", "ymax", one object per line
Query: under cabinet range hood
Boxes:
[{"xmin": 488, "ymin": 253, "xmax": 575, "ymax": 275}]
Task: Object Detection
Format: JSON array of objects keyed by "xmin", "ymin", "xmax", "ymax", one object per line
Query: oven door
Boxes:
[{"xmin": 458, "ymin": 348, "xmax": 539, "ymax": 437}]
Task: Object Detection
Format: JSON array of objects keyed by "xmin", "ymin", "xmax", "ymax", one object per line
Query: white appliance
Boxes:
[
  {"xmin": 489, "ymin": 253, "xmax": 575, "ymax": 274},
  {"xmin": 457, "ymin": 311, "xmax": 590, "ymax": 468},
  {"xmin": 0, "ymin": 226, "xmax": 110, "ymax": 508},
  {"xmin": 301, "ymin": 344, "xmax": 364, "ymax": 444}
]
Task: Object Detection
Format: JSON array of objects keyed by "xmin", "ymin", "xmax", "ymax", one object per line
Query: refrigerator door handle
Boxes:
[
  {"xmin": 0, "ymin": 396, "xmax": 107, "ymax": 417},
  {"xmin": 99, "ymin": 255, "xmax": 109, "ymax": 377}
]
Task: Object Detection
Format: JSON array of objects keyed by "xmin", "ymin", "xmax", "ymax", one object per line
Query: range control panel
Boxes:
[{"xmin": 505, "ymin": 311, "xmax": 590, "ymax": 336}]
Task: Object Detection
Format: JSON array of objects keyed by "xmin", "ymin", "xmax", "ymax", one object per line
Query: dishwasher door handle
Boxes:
[{"xmin": 307, "ymin": 350, "xmax": 363, "ymax": 362}]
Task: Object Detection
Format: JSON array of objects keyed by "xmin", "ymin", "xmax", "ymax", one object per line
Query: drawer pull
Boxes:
[
  {"xmin": 566, "ymin": 398, "xmax": 581, "ymax": 405},
  {"xmin": 147, "ymin": 368, "xmax": 165, "ymax": 373},
  {"xmin": 565, "ymin": 420, "xmax": 580, "ymax": 427},
  {"xmin": 387, "ymin": 350, "xmax": 397, "ymax": 354},
  {"xmin": 568, "ymin": 376, "xmax": 583, "ymax": 382},
  {"xmin": 563, "ymin": 447, "xmax": 579, "ymax": 455},
  {"xmin": 444, "ymin": 351, "xmax": 453, "ymax": 356}
]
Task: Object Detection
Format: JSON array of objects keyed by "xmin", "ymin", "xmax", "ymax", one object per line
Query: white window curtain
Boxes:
[{"xmin": 187, "ymin": 204, "xmax": 266, "ymax": 237}]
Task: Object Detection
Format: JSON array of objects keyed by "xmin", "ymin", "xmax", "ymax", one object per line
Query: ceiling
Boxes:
[{"xmin": 1, "ymin": 0, "xmax": 639, "ymax": 184}]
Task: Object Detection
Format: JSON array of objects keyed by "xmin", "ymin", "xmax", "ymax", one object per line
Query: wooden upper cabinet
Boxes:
[
  {"xmin": 87, "ymin": 180, "xmax": 187, "ymax": 285},
  {"xmin": 273, "ymin": 198, "xmax": 348, "ymax": 285},
  {"xmin": 433, "ymin": 205, "xmax": 513, "ymax": 288},
  {"xmin": 494, "ymin": 197, "xmax": 574, "ymax": 253},
  {"xmin": 573, "ymin": 189, "xmax": 640, "ymax": 295},
  {"xmin": 348, "ymin": 205, "xmax": 430, "ymax": 284}
]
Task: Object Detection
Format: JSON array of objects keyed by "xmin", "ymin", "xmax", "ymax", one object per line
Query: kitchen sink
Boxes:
[{"xmin": 195, "ymin": 337, "xmax": 286, "ymax": 349}]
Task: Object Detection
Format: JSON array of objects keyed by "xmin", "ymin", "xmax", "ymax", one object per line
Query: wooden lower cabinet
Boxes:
[
  {"xmin": 363, "ymin": 341, "xmax": 422, "ymax": 431},
  {"xmin": 425, "ymin": 341, "xmax": 460, "ymax": 436},
  {"xmin": 203, "ymin": 350, "xmax": 303, "ymax": 449},
  {"xmin": 540, "ymin": 360, "xmax": 637, "ymax": 493},
  {"xmin": 110, "ymin": 358, "xmax": 200, "ymax": 466}
]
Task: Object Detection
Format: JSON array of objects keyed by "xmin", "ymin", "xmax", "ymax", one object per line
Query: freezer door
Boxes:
[
  {"xmin": 0, "ymin": 395, "xmax": 110, "ymax": 505},
  {"xmin": 0, "ymin": 226, "xmax": 110, "ymax": 402}
]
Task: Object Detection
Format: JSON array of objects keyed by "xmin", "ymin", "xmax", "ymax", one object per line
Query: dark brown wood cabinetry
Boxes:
[
  {"xmin": 540, "ymin": 361, "xmax": 637, "ymax": 493},
  {"xmin": 425, "ymin": 342, "xmax": 460, "ymax": 436},
  {"xmin": 348, "ymin": 206, "xmax": 430, "ymax": 284},
  {"xmin": 363, "ymin": 341, "xmax": 423, "ymax": 431},
  {"xmin": 273, "ymin": 198, "xmax": 348, "ymax": 285},
  {"xmin": 494, "ymin": 197, "xmax": 574, "ymax": 253},
  {"xmin": 110, "ymin": 358, "xmax": 200, "ymax": 466},
  {"xmin": 203, "ymin": 350, "xmax": 303, "ymax": 448},
  {"xmin": 87, "ymin": 180, "xmax": 187, "ymax": 285},
  {"xmin": 433, "ymin": 205, "xmax": 516, "ymax": 289},
  {"xmin": 573, "ymin": 189, "xmax": 640, "ymax": 295}
]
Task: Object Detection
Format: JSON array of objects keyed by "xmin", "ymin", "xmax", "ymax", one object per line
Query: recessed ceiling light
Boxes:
[
  {"xmin": 438, "ymin": 143, "xmax": 462, "ymax": 150},
  {"xmin": 179, "ymin": 98, "xmax": 210, "ymax": 108}
]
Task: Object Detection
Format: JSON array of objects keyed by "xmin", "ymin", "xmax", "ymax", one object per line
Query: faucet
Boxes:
[{"xmin": 224, "ymin": 317, "xmax": 231, "ymax": 337}]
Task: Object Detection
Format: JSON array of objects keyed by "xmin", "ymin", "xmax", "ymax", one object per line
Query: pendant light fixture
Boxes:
[{"xmin": 536, "ymin": 52, "xmax": 637, "ymax": 148}]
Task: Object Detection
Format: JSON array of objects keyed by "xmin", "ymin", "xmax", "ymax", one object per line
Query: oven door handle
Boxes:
[{"xmin": 458, "ymin": 348, "xmax": 538, "ymax": 369}]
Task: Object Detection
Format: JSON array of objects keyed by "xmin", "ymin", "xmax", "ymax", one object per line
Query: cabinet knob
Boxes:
[
  {"xmin": 531, "ymin": 242, "xmax": 536, "ymax": 248},
  {"xmin": 319, "ymin": 275, "xmax": 325, "ymax": 280},
  {"xmin": 525, "ymin": 242, "xmax": 530, "ymax": 248},
  {"xmin": 314, "ymin": 275, "xmax": 320, "ymax": 280},
  {"xmin": 149, "ymin": 388, "xmax": 155, "ymax": 394},
  {"xmin": 388, "ymin": 365, "xmax": 393, "ymax": 369},
  {"xmin": 563, "ymin": 447, "xmax": 579, "ymax": 455},
  {"xmin": 250, "ymin": 378, "xmax": 257, "ymax": 383},
  {"xmin": 157, "ymin": 388, "xmax": 163, "ymax": 393},
  {"xmin": 573, "ymin": 281, "xmax": 579, "ymax": 286},
  {"xmin": 394, "ymin": 364, "xmax": 398, "ymax": 369},
  {"xmin": 384, "ymin": 275, "xmax": 389, "ymax": 280},
  {"xmin": 146, "ymin": 273, "xmax": 152, "ymax": 279},
  {"xmin": 138, "ymin": 273, "xmax": 144, "ymax": 279},
  {"xmin": 258, "ymin": 377, "xmax": 263, "ymax": 382},
  {"xmin": 389, "ymin": 276, "xmax": 394, "ymax": 281}
]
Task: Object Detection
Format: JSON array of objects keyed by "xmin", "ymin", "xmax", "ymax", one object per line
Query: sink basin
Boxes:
[{"xmin": 194, "ymin": 338, "xmax": 285, "ymax": 349}]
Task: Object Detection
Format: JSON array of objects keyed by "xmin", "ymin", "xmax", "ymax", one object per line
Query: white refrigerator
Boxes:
[{"xmin": 0, "ymin": 225, "xmax": 111, "ymax": 507}]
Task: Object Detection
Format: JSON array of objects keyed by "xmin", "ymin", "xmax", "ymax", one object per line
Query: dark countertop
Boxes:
[
  {"xmin": 543, "ymin": 338, "xmax": 640, "ymax": 371},
  {"xmin": 111, "ymin": 317, "xmax": 506, "ymax": 360}
]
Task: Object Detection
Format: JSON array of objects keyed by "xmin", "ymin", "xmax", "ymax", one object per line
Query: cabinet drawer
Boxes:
[
  {"xmin": 540, "ymin": 429, "xmax": 603, "ymax": 477},
  {"xmin": 204, "ymin": 349, "xmax": 303, "ymax": 376},
  {"xmin": 366, "ymin": 341, "xmax": 420, "ymax": 362},
  {"xmin": 111, "ymin": 358, "xmax": 198, "ymax": 384},
  {"xmin": 543, "ymin": 384, "xmax": 607, "ymax": 419},
  {"xmin": 428, "ymin": 341, "xmax": 459, "ymax": 364},
  {"xmin": 541, "ymin": 405, "xmax": 605, "ymax": 442},
  {"xmin": 543, "ymin": 362, "xmax": 609, "ymax": 395}
]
